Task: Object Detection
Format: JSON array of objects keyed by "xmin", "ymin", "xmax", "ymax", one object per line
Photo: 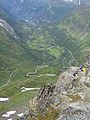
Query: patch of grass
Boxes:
[
  {"xmin": 47, "ymin": 47, "xmax": 62, "ymax": 58},
  {"xmin": 9, "ymin": 90, "xmax": 38, "ymax": 107},
  {"xmin": 0, "ymin": 81, "xmax": 38, "ymax": 113},
  {"xmin": 29, "ymin": 108, "xmax": 60, "ymax": 120},
  {"xmin": 0, "ymin": 103, "xmax": 9, "ymax": 113},
  {"xmin": 67, "ymin": 94, "xmax": 81, "ymax": 102},
  {"xmin": 0, "ymin": 66, "xmax": 59, "ymax": 114}
]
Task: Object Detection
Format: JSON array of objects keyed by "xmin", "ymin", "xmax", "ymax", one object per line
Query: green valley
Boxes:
[{"xmin": 0, "ymin": 3, "xmax": 90, "ymax": 120}]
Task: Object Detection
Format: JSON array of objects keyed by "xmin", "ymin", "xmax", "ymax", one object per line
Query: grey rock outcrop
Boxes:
[
  {"xmin": 57, "ymin": 106, "xmax": 90, "ymax": 120},
  {"xmin": 54, "ymin": 66, "xmax": 90, "ymax": 120},
  {"xmin": 0, "ymin": 19, "xmax": 18, "ymax": 38},
  {"xmin": 26, "ymin": 66, "xmax": 90, "ymax": 120}
]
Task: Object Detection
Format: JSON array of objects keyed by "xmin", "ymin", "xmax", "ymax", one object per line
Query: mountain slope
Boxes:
[
  {"xmin": 58, "ymin": 5, "xmax": 90, "ymax": 62},
  {"xmin": 0, "ymin": 0, "xmax": 75, "ymax": 24},
  {"xmin": 0, "ymin": 25, "xmax": 35, "ymax": 86},
  {"xmin": 18, "ymin": 6, "xmax": 90, "ymax": 69},
  {"xmin": 0, "ymin": 9, "xmax": 59, "ymax": 116},
  {"xmin": 0, "ymin": 4, "xmax": 90, "ymax": 119}
]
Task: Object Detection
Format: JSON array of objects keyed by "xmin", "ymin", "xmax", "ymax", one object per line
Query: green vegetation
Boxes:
[
  {"xmin": 58, "ymin": 6, "xmax": 90, "ymax": 63},
  {"xmin": 0, "ymin": 64, "xmax": 58, "ymax": 113},
  {"xmin": 0, "ymin": 26, "xmax": 36, "ymax": 86},
  {"xmin": 0, "ymin": 0, "xmax": 75, "ymax": 24},
  {"xmin": 47, "ymin": 47, "xmax": 62, "ymax": 58},
  {"xmin": 29, "ymin": 108, "xmax": 60, "ymax": 120},
  {"xmin": 0, "ymin": 24, "xmax": 58, "ymax": 112},
  {"xmin": 0, "ymin": 84, "xmax": 38, "ymax": 113},
  {"xmin": 0, "ymin": 5, "xmax": 90, "ymax": 119}
]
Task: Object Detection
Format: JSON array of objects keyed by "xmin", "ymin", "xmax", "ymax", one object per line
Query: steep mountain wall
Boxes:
[{"xmin": 0, "ymin": 19, "xmax": 17, "ymax": 37}]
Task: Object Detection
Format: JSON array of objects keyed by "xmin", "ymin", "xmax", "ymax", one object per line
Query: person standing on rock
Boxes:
[{"xmin": 79, "ymin": 65, "xmax": 88, "ymax": 81}]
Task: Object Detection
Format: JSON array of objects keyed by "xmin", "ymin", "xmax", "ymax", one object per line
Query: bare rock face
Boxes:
[
  {"xmin": 36, "ymin": 84, "xmax": 56, "ymax": 113},
  {"xmin": 0, "ymin": 19, "xmax": 18, "ymax": 37},
  {"xmin": 57, "ymin": 107, "xmax": 90, "ymax": 120},
  {"xmin": 54, "ymin": 66, "xmax": 90, "ymax": 120},
  {"xmin": 55, "ymin": 66, "xmax": 86, "ymax": 92}
]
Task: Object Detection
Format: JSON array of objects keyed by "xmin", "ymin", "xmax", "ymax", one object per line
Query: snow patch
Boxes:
[
  {"xmin": 38, "ymin": 74, "xmax": 56, "ymax": 78},
  {"xmin": 25, "ymin": 20, "xmax": 28, "ymax": 22},
  {"xmin": 2, "ymin": 111, "xmax": 16, "ymax": 118},
  {"xmin": 0, "ymin": 98, "xmax": 9, "ymax": 102},
  {"xmin": 21, "ymin": 87, "xmax": 40, "ymax": 92},
  {"xmin": 17, "ymin": 113, "xmax": 24, "ymax": 117}
]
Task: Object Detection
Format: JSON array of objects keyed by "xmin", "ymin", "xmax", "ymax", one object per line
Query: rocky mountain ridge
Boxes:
[
  {"xmin": 0, "ymin": 18, "xmax": 17, "ymax": 37},
  {"xmin": 22, "ymin": 66, "xmax": 90, "ymax": 120}
]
